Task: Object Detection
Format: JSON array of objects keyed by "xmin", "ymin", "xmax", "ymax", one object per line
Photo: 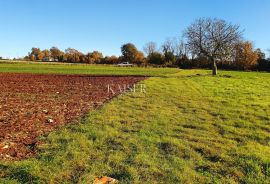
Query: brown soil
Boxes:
[{"xmin": 0, "ymin": 73, "xmax": 145, "ymax": 160}]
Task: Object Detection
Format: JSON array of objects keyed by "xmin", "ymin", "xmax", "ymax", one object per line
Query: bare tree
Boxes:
[
  {"xmin": 161, "ymin": 38, "xmax": 175, "ymax": 54},
  {"xmin": 143, "ymin": 42, "xmax": 157, "ymax": 56},
  {"xmin": 174, "ymin": 38, "xmax": 188, "ymax": 58},
  {"xmin": 185, "ymin": 18, "xmax": 242, "ymax": 75}
]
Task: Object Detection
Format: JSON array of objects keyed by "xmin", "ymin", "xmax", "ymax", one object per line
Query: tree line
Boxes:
[{"xmin": 20, "ymin": 18, "xmax": 270, "ymax": 73}]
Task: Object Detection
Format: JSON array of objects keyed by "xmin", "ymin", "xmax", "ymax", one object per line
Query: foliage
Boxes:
[
  {"xmin": 85, "ymin": 51, "xmax": 104, "ymax": 64},
  {"xmin": 234, "ymin": 41, "xmax": 259, "ymax": 70},
  {"xmin": 29, "ymin": 48, "xmax": 42, "ymax": 61},
  {"xmin": 121, "ymin": 43, "xmax": 145, "ymax": 65},
  {"xmin": 257, "ymin": 59, "xmax": 270, "ymax": 71},
  {"xmin": 65, "ymin": 48, "xmax": 83, "ymax": 63},
  {"xmin": 255, "ymin": 48, "xmax": 266, "ymax": 60},
  {"xmin": 42, "ymin": 49, "xmax": 50, "ymax": 58},
  {"xmin": 50, "ymin": 47, "xmax": 64, "ymax": 61},
  {"xmin": 102, "ymin": 56, "xmax": 119, "ymax": 64},
  {"xmin": 147, "ymin": 52, "xmax": 165, "ymax": 65},
  {"xmin": 163, "ymin": 52, "xmax": 176, "ymax": 66}
]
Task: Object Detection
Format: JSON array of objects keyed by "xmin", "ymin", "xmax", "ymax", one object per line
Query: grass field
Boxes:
[
  {"xmin": 0, "ymin": 63, "xmax": 270, "ymax": 183},
  {"xmin": 0, "ymin": 61, "xmax": 179, "ymax": 76}
]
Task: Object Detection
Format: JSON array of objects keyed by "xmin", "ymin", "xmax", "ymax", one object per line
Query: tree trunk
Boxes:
[{"xmin": 212, "ymin": 59, "xmax": 218, "ymax": 76}]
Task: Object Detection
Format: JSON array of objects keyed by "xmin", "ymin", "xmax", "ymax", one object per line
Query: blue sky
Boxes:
[{"xmin": 0, "ymin": 0, "xmax": 269, "ymax": 58}]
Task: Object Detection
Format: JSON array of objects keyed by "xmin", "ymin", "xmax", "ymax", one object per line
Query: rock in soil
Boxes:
[
  {"xmin": 2, "ymin": 145, "xmax": 9, "ymax": 149},
  {"xmin": 46, "ymin": 118, "xmax": 54, "ymax": 124}
]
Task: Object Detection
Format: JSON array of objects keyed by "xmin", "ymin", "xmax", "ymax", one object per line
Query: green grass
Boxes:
[
  {"xmin": 0, "ymin": 61, "xmax": 179, "ymax": 76},
  {"xmin": 0, "ymin": 68, "xmax": 270, "ymax": 183}
]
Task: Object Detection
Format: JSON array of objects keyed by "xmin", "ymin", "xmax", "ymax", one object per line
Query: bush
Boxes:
[
  {"xmin": 257, "ymin": 59, "xmax": 270, "ymax": 71},
  {"xmin": 147, "ymin": 52, "xmax": 165, "ymax": 65}
]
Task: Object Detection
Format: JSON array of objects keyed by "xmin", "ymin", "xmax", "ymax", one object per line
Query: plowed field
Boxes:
[{"xmin": 0, "ymin": 73, "xmax": 144, "ymax": 160}]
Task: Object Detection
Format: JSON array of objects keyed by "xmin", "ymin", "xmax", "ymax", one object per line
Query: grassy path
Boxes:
[{"xmin": 1, "ymin": 70, "xmax": 270, "ymax": 183}]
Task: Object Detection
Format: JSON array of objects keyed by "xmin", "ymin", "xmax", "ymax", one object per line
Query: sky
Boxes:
[{"xmin": 0, "ymin": 0, "xmax": 269, "ymax": 58}]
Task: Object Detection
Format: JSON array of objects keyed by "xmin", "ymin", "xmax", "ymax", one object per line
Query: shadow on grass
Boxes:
[
  {"xmin": 0, "ymin": 164, "xmax": 40, "ymax": 183},
  {"xmin": 172, "ymin": 73, "xmax": 234, "ymax": 79},
  {"xmin": 109, "ymin": 171, "xmax": 132, "ymax": 182}
]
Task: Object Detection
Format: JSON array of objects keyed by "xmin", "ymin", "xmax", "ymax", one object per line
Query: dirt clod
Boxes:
[{"xmin": 94, "ymin": 176, "xmax": 118, "ymax": 184}]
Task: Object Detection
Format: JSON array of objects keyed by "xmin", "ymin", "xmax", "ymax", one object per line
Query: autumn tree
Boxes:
[
  {"xmin": 121, "ymin": 43, "xmax": 144, "ymax": 65},
  {"xmin": 185, "ymin": 18, "xmax": 242, "ymax": 75},
  {"xmin": 86, "ymin": 51, "xmax": 103, "ymax": 64},
  {"xmin": 30, "ymin": 54, "xmax": 36, "ymax": 61},
  {"xmin": 38, "ymin": 52, "xmax": 45, "ymax": 61},
  {"xmin": 234, "ymin": 41, "xmax": 258, "ymax": 70},
  {"xmin": 135, "ymin": 51, "xmax": 145, "ymax": 65},
  {"xmin": 65, "ymin": 48, "xmax": 82, "ymax": 63},
  {"xmin": 42, "ymin": 49, "xmax": 50, "ymax": 59},
  {"xmin": 79, "ymin": 54, "xmax": 87, "ymax": 63},
  {"xmin": 29, "ymin": 48, "xmax": 42, "ymax": 61},
  {"xmin": 50, "ymin": 47, "xmax": 63, "ymax": 61},
  {"xmin": 121, "ymin": 43, "xmax": 138, "ymax": 62},
  {"xmin": 103, "ymin": 56, "xmax": 119, "ymax": 64},
  {"xmin": 85, "ymin": 53, "xmax": 91, "ymax": 64}
]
